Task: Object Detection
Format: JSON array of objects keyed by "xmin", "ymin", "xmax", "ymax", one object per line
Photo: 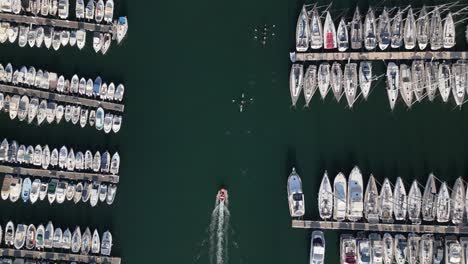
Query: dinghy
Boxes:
[
  {"xmin": 364, "ymin": 7, "xmax": 377, "ymax": 50},
  {"xmin": 344, "ymin": 63, "xmax": 358, "ymax": 108},
  {"xmin": 386, "ymin": 62, "xmax": 399, "ymax": 110},
  {"xmin": 380, "ymin": 178, "xmax": 393, "ymax": 223},
  {"xmin": 399, "ymin": 64, "xmax": 413, "ymax": 108},
  {"xmin": 422, "ymin": 174, "xmax": 437, "ymax": 221},
  {"xmin": 359, "ymin": 61, "xmax": 372, "ymax": 100},
  {"xmin": 289, "ymin": 64, "xmax": 303, "ymax": 107},
  {"xmin": 337, "ymin": 18, "xmax": 349, "ymax": 52},
  {"xmin": 425, "ymin": 62, "xmax": 438, "ymax": 101},
  {"xmin": 333, "ymin": 172, "xmax": 347, "ymax": 221},
  {"xmin": 443, "ymin": 12, "xmax": 455, "ymax": 49},
  {"xmin": 295, "ymin": 5, "xmax": 309, "ymax": 52},
  {"xmin": 318, "ymin": 172, "xmax": 333, "ymax": 220},
  {"xmin": 404, "ymin": 8, "xmax": 416, "ymax": 49},
  {"xmin": 287, "ymin": 167, "xmax": 305, "ymax": 217},
  {"xmin": 346, "ymin": 166, "xmax": 363, "ymax": 222},
  {"xmin": 393, "ymin": 177, "xmax": 407, "ymax": 221},
  {"xmin": 436, "ymin": 182, "xmax": 450, "ymax": 223},
  {"xmin": 303, "ymin": 65, "xmax": 317, "ymax": 107},
  {"xmin": 430, "ymin": 7, "xmax": 443, "ymax": 50},
  {"xmin": 350, "ymin": 6, "xmax": 363, "ymax": 49},
  {"xmin": 416, "ymin": 6, "xmax": 429, "ymax": 50},
  {"xmin": 391, "ymin": 8, "xmax": 403, "ymax": 48},
  {"xmin": 323, "ymin": 11, "xmax": 337, "ymax": 50},
  {"xmin": 407, "ymin": 180, "xmax": 422, "ymax": 224},
  {"xmin": 363, "ymin": 174, "xmax": 379, "ymax": 223},
  {"xmin": 411, "ymin": 60, "xmax": 425, "ymax": 102},
  {"xmin": 377, "ymin": 7, "xmax": 391, "ymax": 50},
  {"xmin": 309, "ymin": 7, "xmax": 322, "ymax": 49},
  {"xmin": 317, "ymin": 63, "xmax": 330, "ymax": 100},
  {"xmin": 330, "ymin": 62, "xmax": 342, "ymax": 101},
  {"xmin": 451, "ymin": 177, "xmax": 464, "ymax": 225}
]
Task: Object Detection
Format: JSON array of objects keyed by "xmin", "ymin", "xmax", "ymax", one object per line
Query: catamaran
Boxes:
[
  {"xmin": 323, "ymin": 11, "xmax": 337, "ymax": 49},
  {"xmin": 318, "ymin": 63, "xmax": 330, "ymax": 100},
  {"xmin": 364, "ymin": 7, "xmax": 377, "ymax": 50},
  {"xmin": 391, "ymin": 8, "xmax": 403, "ymax": 48},
  {"xmin": 404, "ymin": 8, "xmax": 416, "ymax": 49},
  {"xmin": 443, "ymin": 12, "xmax": 455, "ymax": 49},
  {"xmin": 287, "ymin": 167, "xmax": 305, "ymax": 217},
  {"xmin": 295, "ymin": 5, "xmax": 310, "ymax": 52},
  {"xmin": 337, "ymin": 18, "xmax": 349, "ymax": 52},
  {"xmin": 350, "ymin": 6, "xmax": 363, "ymax": 50},
  {"xmin": 310, "ymin": 7, "xmax": 323, "ymax": 50},
  {"xmin": 330, "ymin": 62, "xmax": 342, "ymax": 101},
  {"xmin": 380, "ymin": 178, "xmax": 393, "ymax": 223},
  {"xmin": 407, "ymin": 180, "xmax": 422, "ymax": 224},
  {"xmin": 289, "ymin": 64, "xmax": 304, "ymax": 107},
  {"xmin": 363, "ymin": 174, "xmax": 379, "ymax": 223},
  {"xmin": 318, "ymin": 172, "xmax": 333, "ymax": 220},
  {"xmin": 451, "ymin": 177, "xmax": 465, "ymax": 225},
  {"xmin": 436, "ymin": 182, "xmax": 450, "ymax": 223},
  {"xmin": 333, "ymin": 172, "xmax": 347, "ymax": 221},
  {"xmin": 377, "ymin": 7, "xmax": 391, "ymax": 50},
  {"xmin": 303, "ymin": 65, "xmax": 317, "ymax": 107},
  {"xmin": 346, "ymin": 166, "xmax": 363, "ymax": 222},
  {"xmin": 416, "ymin": 6, "xmax": 429, "ymax": 50},
  {"xmin": 359, "ymin": 61, "xmax": 372, "ymax": 100},
  {"xmin": 399, "ymin": 64, "xmax": 413, "ymax": 108},
  {"xmin": 393, "ymin": 177, "xmax": 407, "ymax": 221}
]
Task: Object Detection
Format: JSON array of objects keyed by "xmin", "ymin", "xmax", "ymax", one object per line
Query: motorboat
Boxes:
[
  {"xmin": 99, "ymin": 183, "xmax": 108, "ymax": 202},
  {"xmin": 91, "ymin": 229, "xmax": 101, "ymax": 254},
  {"xmin": 303, "ymin": 65, "xmax": 317, "ymax": 107},
  {"xmin": 67, "ymin": 148, "xmax": 76, "ymax": 170},
  {"xmin": 425, "ymin": 62, "xmax": 438, "ymax": 101},
  {"xmin": 85, "ymin": 150, "xmax": 93, "ymax": 170},
  {"xmin": 434, "ymin": 236, "xmax": 444, "ymax": 264},
  {"xmin": 93, "ymin": 151, "xmax": 101, "ymax": 172},
  {"xmin": 9, "ymin": 95, "xmax": 19, "ymax": 120},
  {"xmin": 430, "ymin": 7, "xmax": 443, "ymax": 50},
  {"xmin": 438, "ymin": 62, "xmax": 452, "ymax": 103},
  {"xmin": 101, "ymin": 83, "xmax": 108, "ymax": 99},
  {"xmin": 38, "ymin": 182, "xmax": 47, "ymax": 201},
  {"xmin": 42, "ymin": 145, "xmax": 51, "ymax": 170},
  {"xmin": 14, "ymin": 224, "xmax": 26, "ymax": 249},
  {"xmin": 74, "ymin": 182, "xmax": 83, "ymax": 203},
  {"xmin": 1, "ymin": 174, "xmax": 12, "ymax": 200},
  {"xmin": 289, "ymin": 64, "xmax": 303, "ymax": 107},
  {"xmin": 287, "ymin": 167, "xmax": 305, "ymax": 217},
  {"xmin": 369, "ymin": 233, "xmax": 383, "ymax": 264},
  {"xmin": 337, "ymin": 18, "xmax": 349, "ymax": 52},
  {"xmin": 93, "ymin": 32, "xmax": 103, "ymax": 52},
  {"xmin": 50, "ymin": 0, "xmax": 58, "ymax": 16},
  {"xmin": 66, "ymin": 183, "xmax": 75, "ymax": 201},
  {"xmin": 318, "ymin": 172, "xmax": 333, "ymax": 220},
  {"xmin": 0, "ymin": 139, "xmax": 7, "ymax": 161},
  {"xmin": 5, "ymin": 221, "xmax": 14, "ymax": 246},
  {"xmin": 344, "ymin": 63, "xmax": 358, "ymax": 108},
  {"xmin": 101, "ymin": 230, "xmax": 112, "ymax": 256},
  {"xmin": 86, "ymin": 78, "xmax": 94, "ymax": 96},
  {"xmin": 103, "ymin": 113, "xmax": 113, "ymax": 133},
  {"xmin": 71, "ymin": 227, "xmax": 81, "ymax": 253},
  {"xmin": 62, "ymin": 228, "xmax": 71, "ymax": 249},
  {"xmin": 407, "ymin": 233, "xmax": 420, "ymax": 264},
  {"xmin": 18, "ymin": 26, "xmax": 28, "ymax": 48},
  {"xmin": 104, "ymin": 0, "xmax": 114, "ymax": 23},
  {"xmin": 76, "ymin": 151, "xmax": 84, "ymax": 170},
  {"xmin": 76, "ymin": 0, "xmax": 84, "ymax": 19},
  {"xmin": 357, "ymin": 236, "xmax": 371, "ymax": 264},
  {"xmin": 71, "ymin": 105, "xmax": 81, "ymax": 124},
  {"xmin": 443, "ymin": 12, "xmax": 455, "ymax": 49},
  {"xmin": 106, "ymin": 184, "xmax": 117, "ymax": 205},
  {"xmin": 36, "ymin": 100, "xmax": 47, "ymax": 125},
  {"xmin": 58, "ymin": 145, "xmax": 68, "ymax": 169},
  {"xmin": 8, "ymin": 140, "xmax": 17, "ymax": 163},
  {"xmin": 310, "ymin": 7, "xmax": 322, "ymax": 49},
  {"xmin": 101, "ymin": 33, "xmax": 111, "ymax": 54},
  {"xmin": 330, "ymin": 62, "xmax": 342, "ymax": 101},
  {"xmin": 56, "ymin": 105, "xmax": 64, "ymax": 123},
  {"xmin": 41, "ymin": 0, "xmax": 49, "ymax": 15},
  {"xmin": 394, "ymin": 234, "xmax": 407, "ymax": 264},
  {"xmin": 359, "ymin": 62, "xmax": 372, "ymax": 100},
  {"xmin": 20, "ymin": 177, "xmax": 31, "ymax": 202},
  {"xmin": 47, "ymin": 179, "xmax": 58, "ymax": 204},
  {"xmin": 43, "ymin": 27, "xmax": 52, "ymax": 49},
  {"xmin": 29, "ymin": 179, "xmax": 40, "ymax": 204},
  {"xmin": 76, "ymin": 29, "xmax": 86, "ymax": 50},
  {"xmin": 93, "ymin": 76, "xmax": 102, "ymax": 96},
  {"xmin": 445, "ymin": 237, "xmax": 462, "ymax": 264},
  {"xmin": 404, "ymin": 8, "xmax": 416, "ymax": 49},
  {"xmin": 85, "ymin": 0, "xmax": 95, "ymax": 20},
  {"xmin": 53, "ymin": 227, "xmax": 62, "ymax": 248},
  {"xmin": 364, "ymin": 7, "xmax": 377, "ymax": 50},
  {"xmin": 436, "ymin": 182, "xmax": 450, "ymax": 223},
  {"xmin": 52, "ymin": 30, "xmax": 61, "ymax": 50},
  {"xmin": 101, "ymin": 151, "xmax": 110, "ymax": 172},
  {"xmin": 7, "ymin": 26, "xmax": 18, "ymax": 43},
  {"xmin": 387, "ymin": 62, "xmax": 399, "ymax": 110},
  {"xmin": 419, "ymin": 234, "xmax": 433, "ymax": 264},
  {"xmin": 323, "ymin": 11, "xmax": 337, "ymax": 50},
  {"xmin": 412, "ymin": 60, "xmax": 425, "ymax": 102},
  {"xmin": 407, "ymin": 180, "xmax": 422, "ymax": 224},
  {"xmin": 393, "ymin": 177, "xmax": 407, "ymax": 221},
  {"xmin": 452, "ymin": 62, "xmax": 465, "ymax": 106},
  {"xmin": 451, "ymin": 177, "xmax": 465, "ymax": 225},
  {"xmin": 9, "ymin": 177, "xmax": 22, "ymax": 203},
  {"xmin": 16, "ymin": 96, "xmax": 28, "ymax": 122},
  {"xmin": 50, "ymin": 148, "xmax": 59, "ymax": 167},
  {"xmin": 295, "ymin": 5, "xmax": 309, "ymax": 52},
  {"xmin": 81, "ymin": 227, "xmax": 91, "ymax": 254},
  {"xmin": 90, "ymin": 181, "xmax": 100, "ymax": 207},
  {"xmin": 346, "ymin": 166, "xmax": 363, "ymax": 222},
  {"xmin": 399, "ymin": 64, "xmax": 413, "ymax": 108},
  {"xmin": 107, "ymin": 82, "xmax": 116, "ymax": 100},
  {"xmin": 377, "ymin": 7, "xmax": 391, "ymax": 50},
  {"xmin": 95, "ymin": 0, "xmax": 104, "ymax": 23},
  {"xmin": 317, "ymin": 63, "xmax": 330, "ymax": 100},
  {"xmin": 350, "ymin": 6, "xmax": 363, "ymax": 50},
  {"xmin": 382, "ymin": 233, "xmax": 393, "ymax": 264},
  {"xmin": 341, "ymin": 234, "xmax": 357, "ymax": 264},
  {"xmin": 45, "ymin": 101, "xmax": 57, "ymax": 124},
  {"xmin": 416, "ymin": 6, "xmax": 429, "ymax": 50},
  {"xmin": 55, "ymin": 181, "xmax": 67, "ymax": 204},
  {"xmin": 310, "ymin": 230, "xmax": 325, "ymax": 264},
  {"xmin": 33, "ymin": 145, "xmax": 42, "ymax": 166},
  {"xmin": 115, "ymin": 83, "xmax": 125, "ymax": 101},
  {"xmin": 36, "ymin": 224, "xmax": 44, "ymax": 250},
  {"xmin": 363, "ymin": 174, "xmax": 379, "ymax": 223},
  {"xmin": 334, "ymin": 172, "xmax": 347, "ymax": 221},
  {"xmin": 379, "ymin": 178, "xmax": 393, "ymax": 223},
  {"xmin": 60, "ymin": 30, "xmax": 70, "ymax": 46},
  {"xmin": 27, "ymin": 98, "xmax": 38, "ymax": 124},
  {"xmin": 422, "ymin": 174, "xmax": 437, "ymax": 221},
  {"xmin": 391, "ymin": 8, "xmax": 403, "ymax": 48}
]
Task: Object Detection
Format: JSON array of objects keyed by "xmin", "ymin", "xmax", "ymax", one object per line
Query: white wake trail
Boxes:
[{"xmin": 209, "ymin": 199, "xmax": 230, "ymax": 264}]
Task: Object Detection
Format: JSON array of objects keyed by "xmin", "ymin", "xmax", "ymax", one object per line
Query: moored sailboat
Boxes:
[
  {"xmin": 386, "ymin": 62, "xmax": 399, "ymax": 110},
  {"xmin": 350, "ymin": 6, "xmax": 363, "ymax": 50},
  {"xmin": 404, "ymin": 8, "xmax": 416, "ymax": 50},
  {"xmin": 377, "ymin": 7, "xmax": 391, "ymax": 50},
  {"xmin": 289, "ymin": 64, "xmax": 303, "ymax": 107},
  {"xmin": 422, "ymin": 174, "xmax": 437, "ymax": 221},
  {"xmin": 318, "ymin": 172, "xmax": 333, "ymax": 220},
  {"xmin": 318, "ymin": 63, "xmax": 330, "ymax": 100},
  {"xmin": 295, "ymin": 5, "xmax": 310, "ymax": 52},
  {"xmin": 303, "ymin": 65, "xmax": 317, "ymax": 107},
  {"xmin": 443, "ymin": 12, "xmax": 455, "ymax": 49},
  {"xmin": 416, "ymin": 6, "xmax": 429, "ymax": 50},
  {"xmin": 323, "ymin": 11, "xmax": 337, "ymax": 50},
  {"xmin": 451, "ymin": 177, "xmax": 464, "ymax": 225},
  {"xmin": 363, "ymin": 174, "xmax": 379, "ymax": 223},
  {"xmin": 330, "ymin": 62, "xmax": 342, "ymax": 101},
  {"xmin": 346, "ymin": 166, "xmax": 363, "ymax": 222},
  {"xmin": 337, "ymin": 18, "xmax": 349, "ymax": 52},
  {"xmin": 344, "ymin": 63, "xmax": 358, "ymax": 108},
  {"xmin": 436, "ymin": 182, "xmax": 450, "ymax": 223},
  {"xmin": 359, "ymin": 61, "xmax": 372, "ymax": 100},
  {"xmin": 379, "ymin": 178, "xmax": 393, "ymax": 223},
  {"xmin": 393, "ymin": 177, "xmax": 407, "ymax": 221},
  {"xmin": 391, "ymin": 8, "xmax": 403, "ymax": 48},
  {"xmin": 407, "ymin": 180, "xmax": 422, "ymax": 224},
  {"xmin": 309, "ymin": 6, "xmax": 322, "ymax": 50},
  {"xmin": 364, "ymin": 7, "xmax": 377, "ymax": 50}
]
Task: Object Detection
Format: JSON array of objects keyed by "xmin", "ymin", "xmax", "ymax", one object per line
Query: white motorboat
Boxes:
[
  {"xmin": 28, "ymin": 98, "xmax": 39, "ymax": 124},
  {"xmin": 445, "ymin": 237, "xmax": 462, "ymax": 264},
  {"xmin": 93, "ymin": 151, "xmax": 101, "ymax": 172},
  {"xmin": 287, "ymin": 167, "xmax": 305, "ymax": 217},
  {"xmin": 104, "ymin": 0, "xmax": 114, "ymax": 23},
  {"xmin": 436, "ymin": 182, "xmax": 450, "ymax": 223},
  {"xmin": 76, "ymin": 29, "xmax": 86, "ymax": 50},
  {"xmin": 1, "ymin": 174, "xmax": 12, "ymax": 200},
  {"xmin": 330, "ymin": 62, "xmax": 342, "ymax": 101},
  {"xmin": 17, "ymin": 95, "xmax": 29, "ymax": 122},
  {"xmin": 29, "ymin": 179, "xmax": 40, "ymax": 204},
  {"xmin": 350, "ymin": 6, "xmax": 363, "ymax": 50},
  {"xmin": 85, "ymin": 0, "xmax": 95, "ymax": 20},
  {"xmin": 55, "ymin": 181, "xmax": 67, "ymax": 204},
  {"xmin": 14, "ymin": 224, "xmax": 26, "ymax": 249},
  {"xmin": 101, "ymin": 151, "xmax": 110, "ymax": 173},
  {"xmin": 363, "ymin": 174, "xmax": 379, "ymax": 223},
  {"xmin": 303, "ymin": 65, "xmax": 317, "ymax": 107},
  {"xmin": 41, "ymin": 145, "xmax": 51, "ymax": 169},
  {"xmin": 391, "ymin": 9, "xmax": 403, "ymax": 48},
  {"xmin": 422, "ymin": 173, "xmax": 437, "ymax": 221},
  {"xmin": 80, "ymin": 108, "xmax": 88, "ymax": 128},
  {"xmin": 334, "ymin": 172, "xmax": 347, "ymax": 221},
  {"xmin": 71, "ymin": 227, "xmax": 81, "ymax": 253},
  {"xmin": 90, "ymin": 181, "xmax": 99, "ymax": 207},
  {"xmin": 411, "ymin": 60, "xmax": 425, "ymax": 102},
  {"xmin": 74, "ymin": 182, "xmax": 83, "ymax": 203},
  {"xmin": 95, "ymin": 0, "xmax": 104, "ymax": 23},
  {"xmin": 393, "ymin": 177, "xmax": 407, "ymax": 221},
  {"xmin": 47, "ymin": 179, "xmax": 58, "ymax": 204},
  {"xmin": 451, "ymin": 177, "xmax": 465, "ymax": 225},
  {"xmin": 5, "ymin": 221, "xmax": 14, "ymax": 246},
  {"xmin": 341, "ymin": 234, "xmax": 357, "ymax": 264},
  {"xmin": 93, "ymin": 32, "xmax": 103, "ymax": 52},
  {"xmin": 99, "ymin": 183, "xmax": 108, "ymax": 202},
  {"xmin": 295, "ymin": 5, "xmax": 309, "ymax": 52},
  {"xmin": 399, "ymin": 64, "xmax": 413, "ymax": 108},
  {"xmin": 50, "ymin": 148, "xmax": 59, "ymax": 167},
  {"xmin": 309, "ymin": 7, "xmax": 322, "ymax": 49},
  {"xmin": 44, "ymin": 221, "xmax": 54, "ymax": 249},
  {"xmin": 53, "ymin": 227, "xmax": 62, "ymax": 248},
  {"xmin": 310, "ymin": 230, "xmax": 325, "ymax": 264},
  {"xmin": 27, "ymin": 27, "xmax": 36, "ymax": 48},
  {"xmin": 344, "ymin": 63, "xmax": 358, "ymax": 108},
  {"xmin": 318, "ymin": 172, "xmax": 333, "ymax": 220},
  {"xmin": 443, "ymin": 12, "xmax": 455, "ymax": 49},
  {"xmin": 289, "ymin": 64, "xmax": 303, "ymax": 107},
  {"xmin": 434, "ymin": 236, "xmax": 444, "ymax": 264},
  {"xmin": 106, "ymin": 184, "xmax": 117, "ymax": 205},
  {"xmin": 357, "ymin": 236, "xmax": 371, "ymax": 264},
  {"xmin": 67, "ymin": 148, "xmax": 76, "ymax": 171},
  {"xmin": 91, "ymin": 229, "xmax": 100, "ymax": 254},
  {"xmin": 9, "ymin": 95, "xmax": 19, "ymax": 120},
  {"xmin": 65, "ymin": 183, "xmax": 75, "ymax": 201},
  {"xmin": 364, "ymin": 7, "xmax": 377, "ymax": 50},
  {"xmin": 404, "ymin": 8, "xmax": 416, "ymax": 49},
  {"xmin": 101, "ymin": 230, "xmax": 112, "ymax": 256},
  {"xmin": 337, "ymin": 18, "xmax": 349, "ymax": 52},
  {"xmin": 38, "ymin": 182, "xmax": 47, "ymax": 201},
  {"xmin": 21, "ymin": 177, "xmax": 31, "ymax": 202},
  {"xmin": 407, "ymin": 180, "xmax": 422, "ymax": 224},
  {"xmin": 9, "ymin": 177, "xmax": 22, "ymax": 203},
  {"xmin": 369, "ymin": 233, "xmax": 383, "ymax": 264},
  {"xmin": 58, "ymin": 0, "xmax": 69, "ymax": 19},
  {"xmin": 36, "ymin": 224, "xmax": 44, "ymax": 250},
  {"xmin": 81, "ymin": 227, "xmax": 91, "ymax": 254},
  {"xmin": 62, "ymin": 228, "xmax": 71, "ymax": 249},
  {"xmin": 377, "ymin": 7, "xmax": 391, "ymax": 50},
  {"xmin": 76, "ymin": 0, "xmax": 85, "ymax": 19},
  {"xmin": 379, "ymin": 178, "xmax": 393, "ymax": 223},
  {"xmin": 317, "ymin": 63, "xmax": 330, "ymax": 100},
  {"xmin": 103, "ymin": 113, "xmax": 113, "ymax": 133},
  {"xmin": 416, "ymin": 6, "xmax": 429, "ymax": 50},
  {"xmin": 346, "ymin": 166, "xmax": 363, "ymax": 222},
  {"xmin": 323, "ymin": 11, "xmax": 336, "ymax": 50},
  {"xmin": 359, "ymin": 61, "xmax": 372, "ymax": 100}
]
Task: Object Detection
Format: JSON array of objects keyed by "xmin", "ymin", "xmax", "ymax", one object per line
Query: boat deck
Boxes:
[
  {"xmin": 0, "ymin": 84, "xmax": 124, "ymax": 112},
  {"xmin": 0, "ymin": 13, "xmax": 113, "ymax": 33},
  {"xmin": 0, "ymin": 164, "xmax": 120, "ymax": 184},
  {"xmin": 0, "ymin": 248, "xmax": 121, "ymax": 263},
  {"xmin": 292, "ymin": 220, "xmax": 468, "ymax": 234},
  {"xmin": 290, "ymin": 51, "xmax": 468, "ymax": 62}
]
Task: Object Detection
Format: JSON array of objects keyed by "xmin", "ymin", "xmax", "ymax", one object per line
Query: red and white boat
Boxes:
[{"xmin": 323, "ymin": 11, "xmax": 337, "ymax": 49}]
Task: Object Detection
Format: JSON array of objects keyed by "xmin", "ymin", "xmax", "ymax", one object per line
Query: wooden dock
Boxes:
[
  {"xmin": 292, "ymin": 220, "xmax": 468, "ymax": 234},
  {"xmin": 290, "ymin": 51, "xmax": 468, "ymax": 62},
  {"xmin": 0, "ymin": 164, "xmax": 120, "ymax": 184},
  {"xmin": 0, "ymin": 84, "xmax": 124, "ymax": 112},
  {"xmin": 0, "ymin": 248, "xmax": 121, "ymax": 263},
  {"xmin": 0, "ymin": 13, "xmax": 113, "ymax": 33}
]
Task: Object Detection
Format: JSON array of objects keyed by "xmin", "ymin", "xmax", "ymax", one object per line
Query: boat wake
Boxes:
[{"xmin": 209, "ymin": 196, "xmax": 230, "ymax": 264}]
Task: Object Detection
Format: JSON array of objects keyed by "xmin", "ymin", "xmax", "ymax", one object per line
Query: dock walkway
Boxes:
[
  {"xmin": 0, "ymin": 84, "xmax": 124, "ymax": 112},
  {"xmin": 0, "ymin": 248, "xmax": 121, "ymax": 264},
  {"xmin": 290, "ymin": 51, "xmax": 468, "ymax": 62},
  {"xmin": 0, "ymin": 13, "xmax": 113, "ymax": 33},
  {"xmin": 0, "ymin": 164, "xmax": 120, "ymax": 184},
  {"xmin": 292, "ymin": 220, "xmax": 468, "ymax": 234}
]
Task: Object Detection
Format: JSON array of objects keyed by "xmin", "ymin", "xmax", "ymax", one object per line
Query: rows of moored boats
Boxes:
[
  {"xmin": 0, "ymin": 221, "xmax": 112, "ymax": 256},
  {"xmin": 0, "ymin": 94, "xmax": 122, "ymax": 133},
  {"xmin": 0, "ymin": 63, "xmax": 125, "ymax": 102},
  {"xmin": 2, "ymin": 175, "xmax": 117, "ymax": 206},
  {"xmin": 290, "ymin": 62, "xmax": 372, "ymax": 108},
  {"xmin": 296, "ymin": 5, "xmax": 456, "ymax": 52},
  {"xmin": 0, "ymin": 138, "xmax": 120, "ymax": 174},
  {"xmin": 386, "ymin": 61, "xmax": 468, "ymax": 110},
  {"xmin": 338, "ymin": 233, "xmax": 465, "ymax": 264}
]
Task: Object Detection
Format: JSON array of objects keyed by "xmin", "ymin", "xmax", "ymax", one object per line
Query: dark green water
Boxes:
[{"xmin": 1, "ymin": 0, "xmax": 468, "ymax": 263}]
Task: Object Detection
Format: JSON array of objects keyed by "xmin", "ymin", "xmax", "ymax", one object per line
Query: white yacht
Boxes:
[
  {"xmin": 363, "ymin": 174, "xmax": 379, "ymax": 223},
  {"xmin": 425, "ymin": 62, "xmax": 438, "ymax": 101},
  {"xmin": 330, "ymin": 62, "xmax": 342, "ymax": 102},
  {"xmin": 303, "ymin": 65, "xmax": 317, "ymax": 107},
  {"xmin": 357, "ymin": 236, "xmax": 371, "ymax": 264},
  {"xmin": 81, "ymin": 227, "xmax": 91, "ymax": 254},
  {"xmin": 295, "ymin": 5, "xmax": 309, "ymax": 52},
  {"xmin": 364, "ymin": 7, "xmax": 377, "ymax": 50},
  {"xmin": 53, "ymin": 227, "xmax": 63, "ymax": 248},
  {"xmin": 341, "ymin": 234, "xmax": 357, "ymax": 264},
  {"xmin": 344, "ymin": 63, "xmax": 358, "ymax": 108},
  {"xmin": 62, "ymin": 228, "xmax": 72, "ymax": 249},
  {"xmin": 404, "ymin": 8, "xmax": 416, "ymax": 49},
  {"xmin": 323, "ymin": 11, "xmax": 337, "ymax": 50},
  {"xmin": 95, "ymin": 0, "xmax": 104, "ymax": 23},
  {"xmin": 346, "ymin": 166, "xmax": 363, "ymax": 221},
  {"xmin": 310, "ymin": 230, "xmax": 325, "ymax": 264},
  {"xmin": 452, "ymin": 62, "xmax": 465, "ymax": 106},
  {"xmin": 369, "ymin": 233, "xmax": 383, "ymax": 264},
  {"xmin": 394, "ymin": 234, "xmax": 407, "ymax": 264},
  {"xmin": 430, "ymin": 7, "xmax": 443, "ymax": 50},
  {"xmin": 422, "ymin": 174, "xmax": 437, "ymax": 221},
  {"xmin": 399, "ymin": 64, "xmax": 413, "ymax": 108},
  {"xmin": 333, "ymin": 172, "xmax": 347, "ymax": 221},
  {"xmin": 350, "ymin": 6, "xmax": 363, "ymax": 50},
  {"xmin": 377, "ymin": 7, "xmax": 390, "ymax": 50},
  {"xmin": 318, "ymin": 172, "xmax": 333, "ymax": 220},
  {"xmin": 337, "ymin": 18, "xmax": 349, "ymax": 52},
  {"xmin": 379, "ymin": 178, "xmax": 393, "ymax": 223},
  {"xmin": 407, "ymin": 233, "xmax": 420, "ymax": 264},
  {"xmin": 393, "ymin": 177, "xmax": 407, "ymax": 221},
  {"xmin": 317, "ymin": 63, "xmax": 330, "ymax": 100},
  {"xmin": 91, "ymin": 229, "xmax": 101, "ymax": 254},
  {"xmin": 438, "ymin": 62, "xmax": 452, "ymax": 103},
  {"xmin": 416, "ymin": 6, "xmax": 429, "ymax": 50},
  {"xmin": 391, "ymin": 9, "xmax": 403, "ymax": 48},
  {"xmin": 451, "ymin": 177, "xmax": 465, "ymax": 225},
  {"xmin": 436, "ymin": 182, "xmax": 450, "ymax": 223},
  {"xmin": 289, "ymin": 64, "xmax": 303, "ymax": 107},
  {"xmin": 359, "ymin": 61, "xmax": 372, "ymax": 100},
  {"xmin": 407, "ymin": 180, "xmax": 422, "ymax": 224},
  {"xmin": 419, "ymin": 234, "xmax": 433, "ymax": 264},
  {"xmin": 287, "ymin": 167, "xmax": 305, "ymax": 217},
  {"xmin": 309, "ymin": 7, "xmax": 322, "ymax": 49},
  {"xmin": 443, "ymin": 12, "xmax": 455, "ymax": 49},
  {"xmin": 382, "ymin": 233, "xmax": 393, "ymax": 264}
]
